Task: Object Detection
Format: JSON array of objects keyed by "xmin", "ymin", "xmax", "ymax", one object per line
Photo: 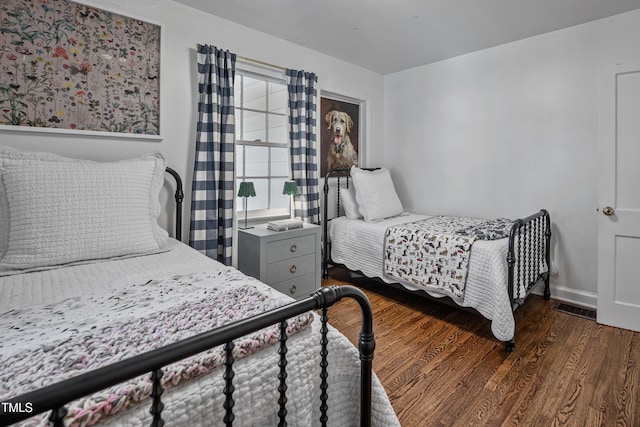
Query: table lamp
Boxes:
[
  {"xmin": 282, "ymin": 180, "xmax": 299, "ymax": 219},
  {"xmin": 237, "ymin": 181, "xmax": 256, "ymax": 229}
]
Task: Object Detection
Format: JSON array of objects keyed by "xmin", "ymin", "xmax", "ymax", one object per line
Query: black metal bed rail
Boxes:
[{"xmin": 0, "ymin": 285, "xmax": 374, "ymax": 427}]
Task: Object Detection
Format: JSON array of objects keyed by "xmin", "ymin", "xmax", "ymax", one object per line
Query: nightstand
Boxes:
[{"xmin": 237, "ymin": 223, "xmax": 321, "ymax": 299}]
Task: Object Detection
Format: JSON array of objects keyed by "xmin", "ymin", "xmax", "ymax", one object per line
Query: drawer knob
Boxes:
[
  {"xmin": 290, "ymin": 243, "xmax": 297, "ymax": 252},
  {"xmin": 289, "ymin": 284, "xmax": 297, "ymax": 294},
  {"xmin": 290, "ymin": 264, "xmax": 297, "ymax": 273}
]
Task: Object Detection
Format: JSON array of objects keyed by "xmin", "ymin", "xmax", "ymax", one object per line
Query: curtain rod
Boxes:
[
  {"xmin": 237, "ymin": 55, "xmax": 286, "ymax": 72},
  {"xmin": 195, "ymin": 44, "xmax": 286, "ymax": 71}
]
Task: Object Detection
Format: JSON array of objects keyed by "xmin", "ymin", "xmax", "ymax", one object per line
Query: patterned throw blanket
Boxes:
[
  {"xmin": 0, "ymin": 270, "xmax": 313, "ymax": 427},
  {"xmin": 384, "ymin": 216, "xmax": 513, "ymax": 302}
]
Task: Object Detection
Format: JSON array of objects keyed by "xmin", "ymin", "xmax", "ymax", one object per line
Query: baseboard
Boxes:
[{"xmin": 531, "ymin": 283, "xmax": 597, "ymax": 310}]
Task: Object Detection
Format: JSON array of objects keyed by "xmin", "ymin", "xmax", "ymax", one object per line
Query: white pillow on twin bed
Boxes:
[
  {"xmin": 0, "ymin": 147, "xmax": 64, "ymax": 260},
  {"xmin": 0, "ymin": 147, "xmax": 169, "ymax": 273},
  {"xmin": 350, "ymin": 166, "xmax": 404, "ymax": 222},
  {"xmin": 340, "ymin": 185, "xmax": 363, "ymax": 219}
]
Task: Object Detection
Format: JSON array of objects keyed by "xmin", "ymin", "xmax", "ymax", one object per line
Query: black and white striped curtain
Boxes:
[
  {"xmin": 285, "ymin": 69, "xmax": 320, "ymax": 224},
  {"xmin": 189, "ymin": 44, "xmax": 236, "ymax": 265}
]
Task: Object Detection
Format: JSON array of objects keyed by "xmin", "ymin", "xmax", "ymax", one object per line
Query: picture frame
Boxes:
[
  {"xmin": 320, "ymin": 92, "xmax": 363, "ymax": 177},
  {"xmin": 0, "ymin": 0, "xmax": 162, "ymax": 139}
]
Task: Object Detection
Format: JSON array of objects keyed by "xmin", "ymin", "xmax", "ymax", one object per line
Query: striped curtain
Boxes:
[
  {"xmin": 285, "ymin": 69, "xmax": 320, "ymax": 224},
  {"xmin": 189, "ymin": 45, "xmax": 236, "ymax": 265}
]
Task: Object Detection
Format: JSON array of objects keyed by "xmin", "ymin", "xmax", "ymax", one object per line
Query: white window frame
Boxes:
[{"xmin": 235, "ymin": 68, "xmax": 290, "ymax": 222}]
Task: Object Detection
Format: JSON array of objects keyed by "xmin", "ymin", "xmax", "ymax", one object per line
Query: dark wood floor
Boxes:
[{"xmin": 323, "ymin": 269, "xmax": 640, "ymax": 427}]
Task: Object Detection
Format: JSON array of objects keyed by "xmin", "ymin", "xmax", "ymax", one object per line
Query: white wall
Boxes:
[
  {"xmin": 5, "ymin": 0, "xmax": 637, "ymax": 306},
  {"xmin": 0, "ymin": 0, "xmax": 384, "ymax": 236},
  {"xmin": 384, "ymin": 9, "xmax": 640, "ymax": 307}
]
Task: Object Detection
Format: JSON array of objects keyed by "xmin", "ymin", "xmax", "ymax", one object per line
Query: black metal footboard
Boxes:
[
  {"xmin": 0, "ymin": 286, "xmax": 374, "ymax": 427},
  {"xmin": 505, "ymin": 209, "xmax": 551, "ymax": 351}
]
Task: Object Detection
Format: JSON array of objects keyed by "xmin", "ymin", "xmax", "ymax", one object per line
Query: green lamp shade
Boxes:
[
  {"xmin": 282, "ymin": 180, "xmax": 300, "ymax": 196},
  {"xmin": 237, "ymin": 181, "xmax": 256, "ymax": 197}
]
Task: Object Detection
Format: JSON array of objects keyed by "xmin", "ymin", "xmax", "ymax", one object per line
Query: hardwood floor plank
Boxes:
[
  {"xmin": 519, "ymin": 310, "xmax": 597, "ymax": 418},
  {"xmin": 520, "ymin": 316, "xmax": 598, "ymax": 426},
  {"xmin": 458, "ymin": 301, "xmax": 567, "ymax": 426},
  {"xmin": 628, "ymin": 334, "xmax": 640, "ymax": 426},
  {"xmin": 323, "ymin": 271, "xmax": 640, "ymax": 427},
  {"xmin": 595, "ymin": 328, "xmax": 635, "ymax": 427}
]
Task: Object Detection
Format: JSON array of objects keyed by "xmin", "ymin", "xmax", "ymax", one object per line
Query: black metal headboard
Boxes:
[
  {"xmin": 322, "ymin": 167, "xmax": 379, "ymax": 278},
  {"xmin": 322, "ymin": 167, "xmax": 380, "ymax": 222},
  {"xmin": 165, "ymin": 167, "xmax": 184, "ymax": 241}
]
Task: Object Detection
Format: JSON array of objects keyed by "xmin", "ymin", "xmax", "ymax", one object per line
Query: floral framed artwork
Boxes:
[
  {"xmin": 320, "ymin": 92, "xmax": 363, "ymax": 177},
  {"xmin": 0, "ymin": 0, "xmax": 162, "ymax": 138}
]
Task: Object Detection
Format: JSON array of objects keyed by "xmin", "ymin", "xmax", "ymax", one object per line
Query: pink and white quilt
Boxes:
[{"xmin": 0, "ymin": 270, "xmax": 312, "ymax": 426}]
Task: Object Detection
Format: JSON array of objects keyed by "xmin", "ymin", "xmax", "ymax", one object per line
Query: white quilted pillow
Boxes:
[
  {"xmin": 0, "ymin": 147, "xmax": 168, "ymax": 273},
  {"xmin": 0, "ymin": 147, "xmax": 64, "ymax": 261},
  {"xmin": 350, "ymin": 166, "xmax": 404, "ymax": 222},
  {"xmin": 340, "ymin": 185, "xmax": 363, "ymax": 219}
]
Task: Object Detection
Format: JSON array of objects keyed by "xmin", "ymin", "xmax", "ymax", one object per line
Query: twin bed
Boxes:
[
  {"xmin": 322, "ymin": 167, "xmax": 551, "ymax": 352},
  {"xmin": 0, "ymin": 147, "xmax": 400, "ymax": 427}
]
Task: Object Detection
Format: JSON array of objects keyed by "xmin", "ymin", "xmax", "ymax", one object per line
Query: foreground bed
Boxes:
[
  {"xmin": 0, "ymin": 147, "xmax": 399, "ymax": 427},
  {"xmin": 322, "ymin": 167, "xmax": 551, "ymax": 352}
]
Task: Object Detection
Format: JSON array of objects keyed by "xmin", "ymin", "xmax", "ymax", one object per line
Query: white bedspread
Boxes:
[
  {"xmin": 329, "ymin": 214, "xmax": 517, "ymax": 341},
  {"xmin": 0, "ymin": 239, "xmax": 399, "ymax": 427}
]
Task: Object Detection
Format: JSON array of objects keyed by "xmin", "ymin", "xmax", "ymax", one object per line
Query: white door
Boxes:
[{"xmin": 597, "ymin": 63, "xmax": 640, "ymax": 332}]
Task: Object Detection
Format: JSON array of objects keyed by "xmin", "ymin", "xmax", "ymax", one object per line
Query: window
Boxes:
[{"xmin": 235, "ymin": 72, "xmax": 290, "ymax": 220}]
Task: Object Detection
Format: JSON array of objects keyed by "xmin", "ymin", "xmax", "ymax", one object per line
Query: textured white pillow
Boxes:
[
  {"xmin": 0, "ymin": 147, "xmax": 64, "ymax": 260},
  {"xmin": 0, "ymin": 148, "xmax": 168, "ymax": 272},
  {"xmin": 350, "ymin": 166, "xmax": 404, "ymax": 222},
  {"xmin": 340, "ymin": 185, "xmax": 363, "ymax": 219}
]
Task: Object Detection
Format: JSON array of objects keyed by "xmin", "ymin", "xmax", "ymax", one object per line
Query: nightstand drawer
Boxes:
[
  {"xmin": 270, "ymin": 273, "xmax": 317, "ymax": 299},
  {"xmin": 267, "ymin": 253, "xmax": 315, "ymax": 284},
  {"xmin": 266, "ymin": 234, "xmax": 316, "ymax": 264}
]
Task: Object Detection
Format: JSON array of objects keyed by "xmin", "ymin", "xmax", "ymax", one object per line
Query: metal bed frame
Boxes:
[
  {"xmin": 0, "ymin": 168, "xmax": 376, "ymax": 427},
  {"xmin": 322, "ymin": 167, "xmax": 551, "ymax": 352}
]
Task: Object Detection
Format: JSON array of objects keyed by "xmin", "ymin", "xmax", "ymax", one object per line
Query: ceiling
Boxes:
[{"xmin": 174, "ymin": 0, "xmax": 640, "ymax": 75}]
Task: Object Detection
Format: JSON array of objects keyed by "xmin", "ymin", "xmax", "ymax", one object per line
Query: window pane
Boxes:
[
  {"xmin": 271, "ymin": 177, "xmax": 289, "ymax": 209},
  {"xmin": 251, "ymin": 178, "xmax": 269, "ymax": 210},
  {"xmin": 236, "ymin": 179, "xmax": 243, "ymax": 213},
  {"xmin": 268, "ymin": 82, "xmax": 287, "ymax": 114},
  {"xmin": 268, "ymin": 113, "xmax": 287, "ymax": 143},
  {"xmin": 243, "ymin": 110, "xmax": 266, "ymax": 142},
  {"xmin": 235, "ymin": 114, "xmax": 242, "ymax": 139},
  {"xmin": 234, "ymin": 81, "xmax": 242, "ymax": 107},
  {"xmin": 245, "ymin": 145, "xmax": 269, "ymax": 176},
  {"xmin": 243, "ymin": 77, "xmax": 266, "ymax": 110},
  {"xmin": 271, "ymin": 147, "xmax": 289, "ymax": 176},
  {"xmin": 235, "ymin": 145, "xmax": 244, "ymax": 177}
]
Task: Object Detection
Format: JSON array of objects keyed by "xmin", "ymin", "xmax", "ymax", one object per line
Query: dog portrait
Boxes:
[{"xmin": 320, "ymin": 97, "xmax": 360, "ymax": 177}]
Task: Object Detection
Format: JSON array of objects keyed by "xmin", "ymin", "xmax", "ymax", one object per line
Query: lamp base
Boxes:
[{"xmin": 239, "ymin": 201, "xmax": 253, "ymax": 230}]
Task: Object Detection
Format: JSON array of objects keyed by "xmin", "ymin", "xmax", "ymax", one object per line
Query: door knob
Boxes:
[{"xmin": 603, "ymin": 206, "xmax": 615, "ymax": 216}]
